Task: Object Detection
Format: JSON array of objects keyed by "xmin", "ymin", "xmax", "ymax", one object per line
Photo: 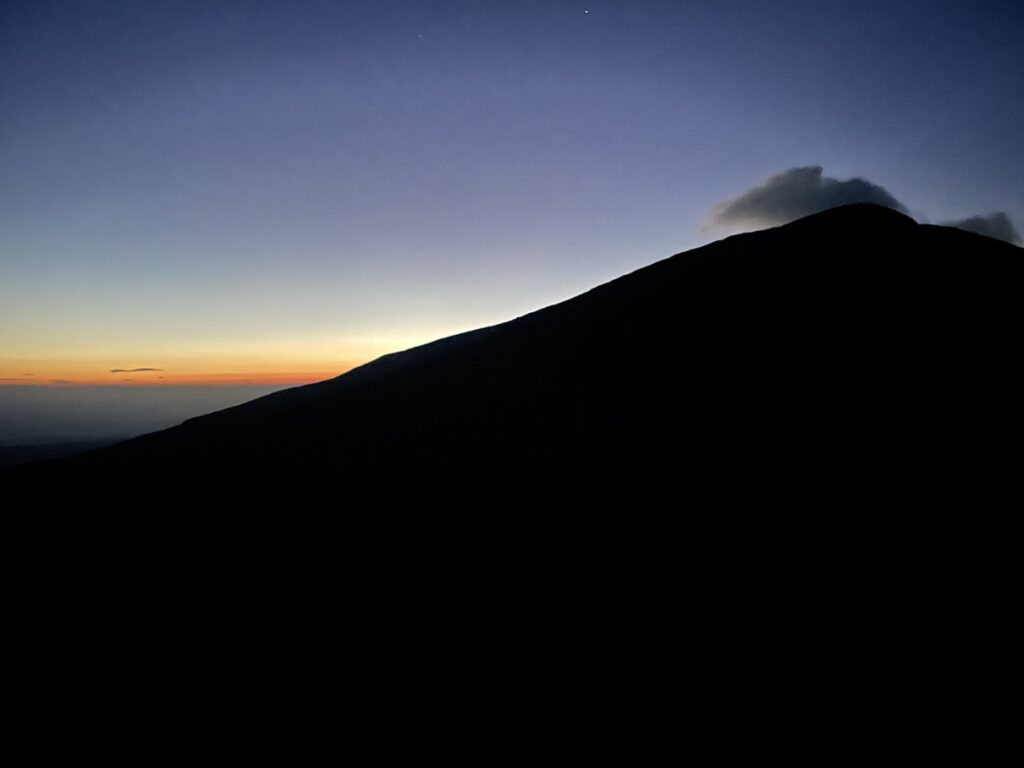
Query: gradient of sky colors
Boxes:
[{"xmin": 2, "ymin": 1, "xmax": 1022, "ymax": 439}]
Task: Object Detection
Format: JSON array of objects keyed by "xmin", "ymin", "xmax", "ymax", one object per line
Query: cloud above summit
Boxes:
[
  {"xmin": 707, "ymin": 166, "xmax": 1021, "ymax": 246},
  {"xmin": 708, "ymin": 166, "xmax": 908, "ymax": 230},
  {"xmin": 940, "ymin": 213, "xmax": 1021, "ymax": 245}
]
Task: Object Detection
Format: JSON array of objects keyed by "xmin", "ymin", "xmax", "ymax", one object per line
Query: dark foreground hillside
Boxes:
[
  {"xmin": 3, "ymin": 205, "xmax": 1019, "ymax": 651},
  {"xmin": 0, "ymin": 439, "xmax": 123, "ymax": 470}
]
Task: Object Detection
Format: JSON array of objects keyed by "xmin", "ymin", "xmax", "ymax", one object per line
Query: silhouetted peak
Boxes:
[
  {"xmin": 4, "ymin": 198, "xmax": 1020, "ymax": 647},
  {"xmin": 790, "ymin": 203, "xmax": 918, "ymax": 229}
]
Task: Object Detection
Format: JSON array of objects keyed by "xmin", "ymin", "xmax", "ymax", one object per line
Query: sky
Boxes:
[{"xmin": 2, "ymin": 0, "xmax": 1022, "ymax": 441}]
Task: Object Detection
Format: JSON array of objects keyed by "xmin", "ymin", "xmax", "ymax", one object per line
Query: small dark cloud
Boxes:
[
  {"xmin": 709, "ymin": 166, "xmax": 908, "ymax": 230},
  {"xmin": 941, "ymin": 212, "xmax": 1021, "ymax": 245},
  {"xmin": 109, "ymin": 368, "xmax": 163, "ymax": 373},
  {"xmin": 50, "ymin": 379, "xmax": 73, "ymax": 385}
]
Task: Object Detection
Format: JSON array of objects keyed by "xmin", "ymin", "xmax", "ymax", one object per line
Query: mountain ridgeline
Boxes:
[{"xmin": 4, "ymin": 205, "xmax": 1019, "ymax": 645}]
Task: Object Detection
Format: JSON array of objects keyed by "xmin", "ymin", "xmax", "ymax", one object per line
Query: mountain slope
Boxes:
[{"xmin": 4, "ymin": 204, "xmax": 1020, "ymax": 645}]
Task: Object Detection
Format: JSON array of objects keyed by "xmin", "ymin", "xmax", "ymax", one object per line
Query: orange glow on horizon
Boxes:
[
  {"xmin": 0, "ymin": 366, "xmax": 361, "ymax": 388},
  {"xmin": 1, "ymin": 326, "xmax": 469, "ymax": 388}
]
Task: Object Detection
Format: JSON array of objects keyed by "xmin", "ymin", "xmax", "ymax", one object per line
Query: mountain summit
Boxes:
[{"xmin": 4, "ymin": 204, "xmax": 1019, "ymax": 646}]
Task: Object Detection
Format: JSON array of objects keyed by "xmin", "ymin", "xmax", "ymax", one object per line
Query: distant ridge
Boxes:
[{"xmin": 4, "ymin": 204, "xmax": 1020, "ymax": 651}]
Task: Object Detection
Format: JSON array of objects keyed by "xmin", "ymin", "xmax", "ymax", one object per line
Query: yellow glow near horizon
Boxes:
[{"xmin": 0, "ymin": 326, "xmax": 474, "ymax": 387}]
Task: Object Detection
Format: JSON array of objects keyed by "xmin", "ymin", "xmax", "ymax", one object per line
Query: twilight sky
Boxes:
[{"xmin": 2, "ymin": 0, "xmax": 1022, "ymax": 440}]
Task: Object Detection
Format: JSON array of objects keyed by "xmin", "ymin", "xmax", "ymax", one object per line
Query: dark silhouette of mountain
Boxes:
[
  {"xmin": 3, "ymin": 204, "xmax": 1019, "ymax": 653},
  {"xmin": 0, "ymin": 439, "xmax": 124, "ymax": 470}
]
